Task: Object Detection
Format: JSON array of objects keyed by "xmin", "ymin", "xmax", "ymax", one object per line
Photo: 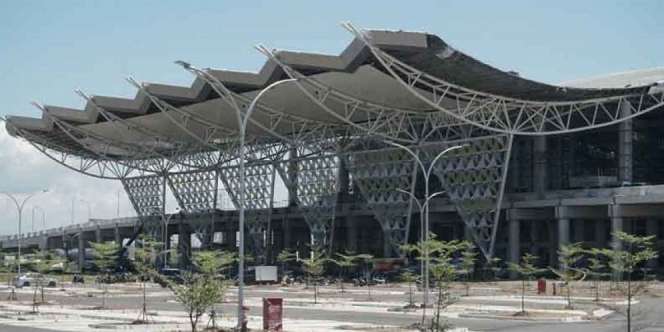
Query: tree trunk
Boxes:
[
  {"xmin": 189, "ymin": 311, "xmax": 196, "ymax": 332},
  {"xmin": 521, "ymin": 279, "xmax": 526, "ymax": 313},
  {"xmin": 627, "ymin": 273, "xmax": 632, "ymax": 332},
  {"xmin": 435, "ymin": 284, "xmax": 443, "ymax": 331}
]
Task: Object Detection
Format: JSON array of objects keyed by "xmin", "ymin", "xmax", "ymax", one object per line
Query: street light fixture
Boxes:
[
  {"xmin": 31, "ymin": 206, "xmax": 45, "ymax": 232},
  {"xmin": 1, "ymin": 189, "xmax": 49, "ymax": 276},
  {"xmin": 176, "ymin": 59, "xmax": 296, "ymax": 330},
  {"xmin": 385, "ymin": 141, "xmax": 465, "ymax": 313}
]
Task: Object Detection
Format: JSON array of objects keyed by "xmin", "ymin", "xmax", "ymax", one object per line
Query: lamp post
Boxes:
[
  {"xmin": 80, "ymin": 199, "xmax": 92, "ymax": 222},
  {"xmin": 235, "ymin": 79, "xmax": 296, "ymax": 330},
  {"xmin": 385, "ymin": 141, "xmax": 464, "ymax": 313},
  {"xmin": 1, "ymin": 189, "xmax": 48, "ymax": 276},
  {"xmin": 176, "ymin": 60, "xmax": 296, "ymax": 330},
  {"xmin": 116, "ymin": 189, "xmax": 122, "ymax": 218}
]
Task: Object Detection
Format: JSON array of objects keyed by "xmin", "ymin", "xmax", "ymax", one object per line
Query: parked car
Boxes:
[{"xmin": 14, "ymin": 273, "xmax": 57, "ymax": 288}]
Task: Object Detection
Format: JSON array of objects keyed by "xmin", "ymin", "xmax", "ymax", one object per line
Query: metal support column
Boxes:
[{"xmin": 618, "ymin": 102, "xmax": 633, "ymax": 184}]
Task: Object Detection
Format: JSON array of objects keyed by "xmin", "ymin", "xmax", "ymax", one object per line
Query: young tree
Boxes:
[
  {"xmin": 329, "ymin": 251, "xmax": 365, "ymax": 293},
  {"xmin": 604, "ymin": 231, "xmax": 658, "ymax": 332},
  {"xmin": 403, "ymin": 235, "xmax": 469, "ymax": 331},
  {"xmin": 301, "ymin": 248, "xmax": 327, "ymax": 304},
  {"xmin": 549, "ymin": 243, "xmax": 586, "ymax": 309},
  {"xmin": 172, "ymin": 271, "xmax": 228, "ymax": 332},
  {"xmin": 400, "ymin": 271, "xmax": 418, "ymax": 308},
  {"xmin": 585, "ymin": 248, "xmax": 608, "ymax": 302},
  {"xmin": 430, "ymin": 240, "xmax": 468, "ymax": 332},
  {"xmin": 354, "ymin": 253, "xmax": 374, "ymax": 299},
  {"xmin": 29, "ymin": 250, "xmax": 64, "ymax": 305},
  {"xmin": 508, "ymin": 253, "xmax": 544, "ymax": 315},
  {"xmin": 458, "ymin": 244, "xmax": 477, "ymax": 296},
  {"xmin": 89, "ymin": 240, "xmax": 119, "ymax": 309},
  {"xmin": 277, "ymin": 249, "xmax": 297, "ymax": 285},
  {"xmin": 133, "ymin": 235, "xmax": 162, "ymax": 322}
]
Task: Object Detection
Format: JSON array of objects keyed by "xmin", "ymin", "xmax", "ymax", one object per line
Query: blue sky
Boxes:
[{"xmin": 0, "ymin": 0, "xmax": 662, "ymax": 233}]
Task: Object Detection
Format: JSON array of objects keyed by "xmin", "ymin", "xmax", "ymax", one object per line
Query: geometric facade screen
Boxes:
[
  {"xmin": 167, "ymin": 169, "xmax": 218, "ymax": 213},
  {"xmin": 293, "ymin": 154, "xmax": 339, "ymax": 250},
  {"xmin": 219, "ymin": 164, "xmax": 276, "ymax": 262},
  {"xmin": 347, "ymin": 148, "xmax": 415, "ymax": 257},
  {"xmin": 425, "ymin": 135, "xmax": 513, "ymax": 258},
  {"xmin": 120, "ymin": 174, "xmax": 165, "ymax": 238}
]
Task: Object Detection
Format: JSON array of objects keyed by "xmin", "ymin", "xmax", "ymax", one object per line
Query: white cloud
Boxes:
[{"xmin": 0, "ymin": 124, "xmax": 136, "ymax": 235}]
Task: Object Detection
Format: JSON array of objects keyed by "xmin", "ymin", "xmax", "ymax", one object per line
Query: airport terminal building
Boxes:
[{"xmin": 4, "ymin": 26, "xmax": 664, "ymax": 270}]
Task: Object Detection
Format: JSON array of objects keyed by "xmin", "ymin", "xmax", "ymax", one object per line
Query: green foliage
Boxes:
[
  {"xmin": 173, "ymin": 273, "xmax": 228, "ymax": 332},
  {"xmin": 549, "ymin": 242, "xmax": 586, "ymax": 309},
  {"xmin": 584, "ymin": 248, "xmax": 609, "ymax": 302},
  {"xmin": 603, "ymin": 231, "xmax": 658, "ymax": 332},
  {"xmin": 90, "ymin": 241, "xmax": 119, "ymax": 274},
  {"xmin": 301, "ymin": 249, "xmax": 327, "ymax": 278},
  {"xmin": 402, "ymin": 234, "xmax": 471, "ymax": 331},
  {"xmin": 27, "ymin": 250, "xmax": 64, "ymax": 306},
  {"xmin": 509, "ymin": 253, "xmax": 545, "ymax": 314},
  {"xmin": 605, "ymin": 232, "xmax": 658, "ymax": 275},
  {"xmin": 508, "ymin": 253, "xmax": 543, "ymax": 280},
  {"xmin": 459, "ymin": 244, "xmax": 477, "ymax": 296},
  {"xmin": 29, "ymin": 250, "xmax": 64, "ymax": 275},
  {"xmin": 276, "ymin": 249, "xmax": 297, "ymax": 264},
  {"xmin": 166, "ymin": 250, "xmax": 231, "ymax": 332},
  {"xmin": 134, "ymin": 235, "xmax": 162, "ymax": 274},
  {"xmin": 400, "ymin": 271, "xmax": 418, "ymax": 307},
  {"xmin": 192, "ymin": 251, "xmax": 223, "ymax": 275}
]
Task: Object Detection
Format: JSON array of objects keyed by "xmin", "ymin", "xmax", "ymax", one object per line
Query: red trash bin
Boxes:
[
  {"xmin": 263, "ymin": 298, "xmax": 283, "ymax": 331},
  {"xmin": 537, "ymin": 279, "xmax": 546, "ymax": 295}
]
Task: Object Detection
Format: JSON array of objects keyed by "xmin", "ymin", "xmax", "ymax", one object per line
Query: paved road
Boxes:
[{"xmin": 1, "ymin": 285, "xmax": 663, "ymax": 331}]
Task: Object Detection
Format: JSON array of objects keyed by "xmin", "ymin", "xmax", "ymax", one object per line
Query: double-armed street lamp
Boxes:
[
  {"xmin": 386, "ymin": 141, "xmax": 465, "ymax": 313},
  {"xmin": 1, "ymin": 189, "xmax": 49, "ymax": 276},
  {"xmin": 176, "ymin": 60, "xmax": 297, "ymax": 330}
]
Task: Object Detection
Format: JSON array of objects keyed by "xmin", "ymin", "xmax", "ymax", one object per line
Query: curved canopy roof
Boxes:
[{"xmin": 5, "ymin": 29, "xmax": 661, "ymax": 159}]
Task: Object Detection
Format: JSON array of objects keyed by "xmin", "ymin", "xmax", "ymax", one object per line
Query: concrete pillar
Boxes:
[
  {"xmin": 555, "ymin": 206, "xmax": 572, "ymax": 268},
  {"xmin": 95, "ymin": 227, "xmax": 102, "ymax": 243},
  {"xmin": 114, "ymin": 224, "xmax": 121, "ymax": 244},
  {"xmin": 77, "ymin": 231, "xmax": 85, "ymax": 272},
  {"xmin": 611, "ymin": 217, "xmax": 623, "ymax": 251},
  {"xmin": 647, "ymin": 219, "xmax": 658, "ymax": 269},
  {"xmin": 557, "ymin": 218, "xmax": 570, "ymax": 269},
  {"xmin": 507, "ymin": 213, "xmax": 520, "ymax": 265},
  {"xmin": 618, "ymin": 102, "xmax": 633, "ymax": 184},
  {"xmin": 533, "ymin": 136, "xmax": 548, "ymax": 196},
  {"xmin": 608, "ymin": 204, "xmax": 624, "ymax": 251},
  {"xmin": 346, "ymin": 217, "xmax": 358, "ymax": 252}
]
